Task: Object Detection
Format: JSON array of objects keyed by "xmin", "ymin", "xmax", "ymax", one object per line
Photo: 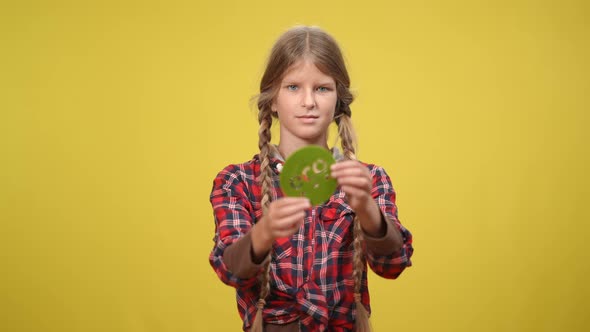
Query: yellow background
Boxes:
[{"xmin": 1, "ymin": 0, "xmax": 589, "ymax": 331}]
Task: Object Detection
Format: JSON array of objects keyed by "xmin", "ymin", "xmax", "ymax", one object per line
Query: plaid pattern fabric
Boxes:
[{"xmin": 209, "ymin": 154, "xmax": 413, "ymax": 331}]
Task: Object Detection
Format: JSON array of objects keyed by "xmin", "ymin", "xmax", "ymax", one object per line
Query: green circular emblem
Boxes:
[{"xmin": 279, "ymin": 145, "xmax": 338, "ymax": 205}]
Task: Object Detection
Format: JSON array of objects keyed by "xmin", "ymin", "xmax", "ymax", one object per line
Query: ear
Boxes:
[{"xmin": 271, "ymin": 101, "xmax": 278, "ymax": 113}]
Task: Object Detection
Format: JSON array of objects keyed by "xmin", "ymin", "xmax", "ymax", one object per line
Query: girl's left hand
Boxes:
[{"xmin": 330, "ymin": 160, "xmax": 373, "ymax": 214}]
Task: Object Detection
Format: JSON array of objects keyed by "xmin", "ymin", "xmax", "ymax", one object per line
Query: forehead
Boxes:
[{"xmin": 282, "ymin": 59, "xmax": 335, "ymax": 83}]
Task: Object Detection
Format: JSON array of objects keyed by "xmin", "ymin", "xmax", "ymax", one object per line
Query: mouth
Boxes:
[{"xmin": 297, "ymin": 115, "xmax": 319, "ymax": 124}]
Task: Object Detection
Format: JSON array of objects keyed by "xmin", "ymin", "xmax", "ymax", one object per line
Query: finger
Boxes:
[
  {"xmin": 273, "ymin": 213, "xmax": 305, "ymax": 231},
  {"xmin": 277, "ymin": 197, "xmax": 312, "ymax": 205},
  {"xmin": 274, "ymin": 197, "xmax": 311, "ymax": 211},
  {"xmin": 331, "ymin": 165, "xmax": 370, "ymax": 179},
  {"xmin": 275, "ymin": 223, "xmax": 302, "ymax": 238},
  {"xmin": 330, "ymin": 160, "xmax": 361, "ymax": 171},
  {"xmin": 336, "ymin": 176, "xmax": 372, "ymax": 192},
  {"xmin": 272, "ymin": 196, "xmax": 311, "ymax": 208},
  {"xmin": 271, "ymin": 200, "xmax": 311, "ymax": 218},
  {"xmin": 341, "ymin": 185, "xmax": 372, "ymax": 199}
]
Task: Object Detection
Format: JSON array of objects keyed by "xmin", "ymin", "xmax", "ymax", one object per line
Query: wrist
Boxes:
[
  {"xmin": 251, "ymin": 217, "xmax": 274, "ymax": 257},
  {"xmin": 356, "ymin": 199, "xmax": 386, "ymax": 238}
]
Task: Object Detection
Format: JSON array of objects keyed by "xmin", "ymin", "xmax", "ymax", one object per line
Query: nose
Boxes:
[{"xmin": 301, "ymin": 88, "xmax": 316, "ymax": 109}]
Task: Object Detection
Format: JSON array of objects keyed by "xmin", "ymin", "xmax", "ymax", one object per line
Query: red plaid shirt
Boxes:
[{"xmin": 209, "ymin": 152, "xmax": 413, "ymax": 331}]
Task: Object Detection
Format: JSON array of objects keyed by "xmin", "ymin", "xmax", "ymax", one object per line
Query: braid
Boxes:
[
  {"xmin": 337, "ymin": 112, "xmax": 372, "ymax": 331},
  {"xmin": 252, "ymin": 108, "xmax": 274, "ymax": 332},
  {"xmin": 258, "ymin": 110, "xmax": 274, "ymax": 213}
]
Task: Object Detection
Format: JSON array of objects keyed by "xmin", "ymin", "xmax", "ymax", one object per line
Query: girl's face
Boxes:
[{"xmin": 272, "ymin": 59, "xmax": 337, "ymax": 148}]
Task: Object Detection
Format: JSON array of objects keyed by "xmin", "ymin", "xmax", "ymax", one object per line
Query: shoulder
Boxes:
[
  {"xmin": 359, "ymin": 161, "xmax": 388, "ymax": 176},
  {"xmin": 215, "ymin": 155, "xmax": 260, "ymax": 176},
  {"xmin": 213, "ymin": 155, "xmax": 261, "ymax": 185},
  {"xmin": 210, "ymin": 156, "xmax": 262, "ymax": 204},
  {"xmin": 359, "ymin": 161, "xmax": 397, "ymax": 190}
]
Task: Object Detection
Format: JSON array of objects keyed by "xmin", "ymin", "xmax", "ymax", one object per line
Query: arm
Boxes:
[
  {"xmin": 209, "ymin": 165, "xmax": 266, "ymax": 288},
  {"xmin": 331, "ymin": 162, "xmax": 413, "ymax": 279},
  {"xmin": 363, "ymin": 165, "xmax": 413, "ymax": 279},
  {"xmin": 209, "ymin": 165, "xmax": 311, "ymax": 287}
]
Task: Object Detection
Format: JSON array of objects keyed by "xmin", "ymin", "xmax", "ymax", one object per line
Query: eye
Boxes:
[
  {"xmin": 317, "ymin": 86, "xmax": 330, "ymax": 92},
  {"xmin": 287, "ymin": 85, "xmax": 298, "ymax": 91}
]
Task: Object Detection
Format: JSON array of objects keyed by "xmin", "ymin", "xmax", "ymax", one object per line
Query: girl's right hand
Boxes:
[
  {"xmin": 264, "ymin": 197, "xmax": 311, "ymax": 240},
  {"xmin": 251, "ymin": 197, "xmax": 310, "ymax": 260}
]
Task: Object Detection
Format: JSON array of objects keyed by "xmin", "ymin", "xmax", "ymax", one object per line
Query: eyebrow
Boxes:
[{"xmin": 282, "ymin": 80, "xmax": 336, "ymax": 87}]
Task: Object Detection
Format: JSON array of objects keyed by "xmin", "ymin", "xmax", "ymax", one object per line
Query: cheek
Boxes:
[{"xmin": 274, "ymin": 93, "xmax": 294, "ymax": 109}]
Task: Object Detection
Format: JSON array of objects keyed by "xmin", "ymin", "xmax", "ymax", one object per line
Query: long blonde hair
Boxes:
[{"xmin": 253, "ymin": 26, "xmax": 370, "ymax": 331}]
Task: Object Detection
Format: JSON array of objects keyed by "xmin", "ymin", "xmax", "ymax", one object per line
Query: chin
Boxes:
[{"xmin": 298, "ymin": 134, "xmax": 327, "ymax": 144}]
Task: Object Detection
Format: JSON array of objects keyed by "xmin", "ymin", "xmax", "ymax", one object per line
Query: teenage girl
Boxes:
[{"xmin": 209, "ymin": 26, "xmax": 414, "ymax": 332}]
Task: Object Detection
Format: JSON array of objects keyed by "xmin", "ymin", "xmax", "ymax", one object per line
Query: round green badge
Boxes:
[{"xmin": 279, "ymin": 145, "xmax": 338, "ymax": 205}]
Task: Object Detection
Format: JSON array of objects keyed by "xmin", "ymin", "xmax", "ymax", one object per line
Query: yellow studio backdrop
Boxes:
[{"xmin": 1, "ymin": 0, "xmax": 588, "ymax": 331}]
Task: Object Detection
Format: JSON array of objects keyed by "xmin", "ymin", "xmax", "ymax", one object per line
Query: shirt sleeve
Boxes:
[
  {"xmin": 363, "ymin": 165, "xmax": 414, "ymax": 279},
  {"xmin": 209, "ymin": 165, "xmax": 267, "ymax": 288}
]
